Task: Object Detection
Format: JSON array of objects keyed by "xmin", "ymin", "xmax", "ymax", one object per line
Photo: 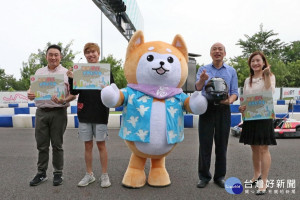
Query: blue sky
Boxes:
[{"xmin": 1, "ymin": 0, "xmax": 299, "ymax": 80}]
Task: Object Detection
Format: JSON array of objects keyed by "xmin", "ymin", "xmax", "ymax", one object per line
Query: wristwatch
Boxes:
[{"xmin": 62, "ymin": 100, "xmax": 67, "ymax": 105}]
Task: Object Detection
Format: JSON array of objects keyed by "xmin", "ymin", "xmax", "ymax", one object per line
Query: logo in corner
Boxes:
[{"xmin": 225, "ymin": 177, "xmax": 243, "ymax": 194}]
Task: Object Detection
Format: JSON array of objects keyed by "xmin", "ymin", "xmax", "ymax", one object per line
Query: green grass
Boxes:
[
  {"xmin": 110, "ymin": 111, "xmax": 122, "ymax": 114},
  {"xmin": 283, "ymin": 97, "xmax": 294, "ymax": 100}
]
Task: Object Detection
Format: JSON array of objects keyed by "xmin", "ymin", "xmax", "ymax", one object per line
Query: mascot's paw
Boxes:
[
  {"xmin": 148, "ymin": 167, "xmax": 171, "ymax": 187},
  {"xmin": 189, "ymin": 91, "xmax": 208, "ymax": 115},
  {"xmin": 101, "ymin": 83, "xmax": 120, "ymax": 108},
  {"xmin": 122, "ymin": 168, "xmax": 146, "ymax": 188}
]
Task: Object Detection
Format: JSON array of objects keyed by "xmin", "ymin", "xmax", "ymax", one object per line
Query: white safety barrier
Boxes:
[{"xmin": 1, "ymin": 103, "xmax": 300, "ymax": 128}]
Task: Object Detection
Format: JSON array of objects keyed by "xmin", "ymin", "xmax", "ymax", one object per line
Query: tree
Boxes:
[
  {"xmin": 268, "ymin": 58, "xmax": 290, "ymax": 87},
  {"xmin": 284, "ymin": 60, "xmax": 300, "ymax": 87},
  {"xmin": 229, "ymin": 56, "xmax": 249, "ymax": 87},
  {"xmin": 100, "ymin": 54, "xmax": 127, "ymax": 88},
  {"xmin": 19, "ymin": 41, "xmax": 78, "ymax": 89},
  {"xmin": 231, "ymin": 25, "xmax": 295, "ymax": 87},
  {"xmin": 19, "ymin": 54, "xmax": 42, "ymax": 90},
  {"xmin": 0, "ymin": 68, "xmax": 18, "ymax": 91},
  {"xmin": 236, "ymin": 24, "xmax": 285, "ymax": 59},
  {"xmin": 0, "ymin": 68, "xmax": 9, "ymax": 90},
  {"xmin": 282, "ymin": 41, "xmax": 300, "ymax": 63}
]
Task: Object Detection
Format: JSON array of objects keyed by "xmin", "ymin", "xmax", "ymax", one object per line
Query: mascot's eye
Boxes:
[
  {"xmin": 167, "ymin": 57, "xmax": 174, "ymax": 63},
  {"xmin": 147, "ymin": 55, "xmax": 154, "ymax": 62}
]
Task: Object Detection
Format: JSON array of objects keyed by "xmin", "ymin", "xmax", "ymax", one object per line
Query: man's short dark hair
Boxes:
[{"xmin": 46, "ymin": 44, "xmax": 62, "ymax": 54}]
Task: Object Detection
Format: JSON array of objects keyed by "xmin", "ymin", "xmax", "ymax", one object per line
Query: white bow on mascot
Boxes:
[{"xmin": 101, "ymin": 31, "xmax": 207, "ymax": 188}]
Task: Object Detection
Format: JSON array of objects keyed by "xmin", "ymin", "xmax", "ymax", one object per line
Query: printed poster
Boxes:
[
  {"xmin": 282, "ymin": 87, "xmax": 300, "ymax": 100},
  {"xmin": 72, "ymin": 63, "xmax": 110, "ymax": 89},
  {"xmin": 240, "ymin": 91, "xmax": 275, "ymax": 121},
  {"xmin": 0, "ymin": 92, "xmax": 29, "ymax": 103},
  {"xmin": 30, "ymin": 74, "xmax": 65, "ymax": 100}
]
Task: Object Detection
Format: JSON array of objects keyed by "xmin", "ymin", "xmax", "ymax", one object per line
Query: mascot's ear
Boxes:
[
  {"xmin": 126, "ymin": 30, "xmax": 144, "ymax": 56},
  {"xmin": 172, "ymin": 35, "xmax": 188, "ymax": 62}
]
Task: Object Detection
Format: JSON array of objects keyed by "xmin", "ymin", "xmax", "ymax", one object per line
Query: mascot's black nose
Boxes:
[{"xmin": 160, "ymin": 61, "xmax": 165, "ymax": 66}]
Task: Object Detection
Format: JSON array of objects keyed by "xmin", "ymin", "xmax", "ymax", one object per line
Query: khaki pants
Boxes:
[{"xmin": 35, "ymin": 107, "xmax": 67, "ymax": 175}]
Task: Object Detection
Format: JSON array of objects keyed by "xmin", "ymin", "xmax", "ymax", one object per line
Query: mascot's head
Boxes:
[{"xmin": 124, "ymin": 31, "xmax": 188, "ymax": 88}]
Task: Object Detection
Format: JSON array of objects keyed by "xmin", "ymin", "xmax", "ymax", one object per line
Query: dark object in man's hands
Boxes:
[{"xmin": 205, "ymin": 77, "xmax": 228, "ymax": 103}]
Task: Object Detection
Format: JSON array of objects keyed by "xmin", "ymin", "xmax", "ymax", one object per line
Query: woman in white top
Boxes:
[{"xmin": 239, "ymin": 51, "xmax": 277, "ymax": 195}]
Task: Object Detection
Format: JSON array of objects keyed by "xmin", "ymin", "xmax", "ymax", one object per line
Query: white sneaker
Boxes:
[
  {"xmin": 100, "ymin": 173, "xmax": 111, "ymax": 188},
  {"xmin": 77, "ymin": 172, "xmax": 96, "ymax": 187}
]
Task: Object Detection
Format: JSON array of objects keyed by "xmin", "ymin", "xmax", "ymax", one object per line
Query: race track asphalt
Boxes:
[{"xmin": 0, "ymin": 128, "xmax": 299, "ymax": 200}]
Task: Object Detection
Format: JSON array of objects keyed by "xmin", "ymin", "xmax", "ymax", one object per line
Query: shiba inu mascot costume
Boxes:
[{"xmin": 101, "ymin": 31, "xmax": 207, "ymax": 188}]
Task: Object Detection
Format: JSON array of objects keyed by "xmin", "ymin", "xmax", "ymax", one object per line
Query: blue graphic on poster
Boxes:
[
  {"xmin": 73, "ymin": 63, "xmax": 110, "ymax": 90},
  {"xmin": 240, "ymin": 91, "xmax": 275, "ymax": 121},
  {"xmin": 30, "ymin": 74, "xmax": 65, "ymax": 100}
]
